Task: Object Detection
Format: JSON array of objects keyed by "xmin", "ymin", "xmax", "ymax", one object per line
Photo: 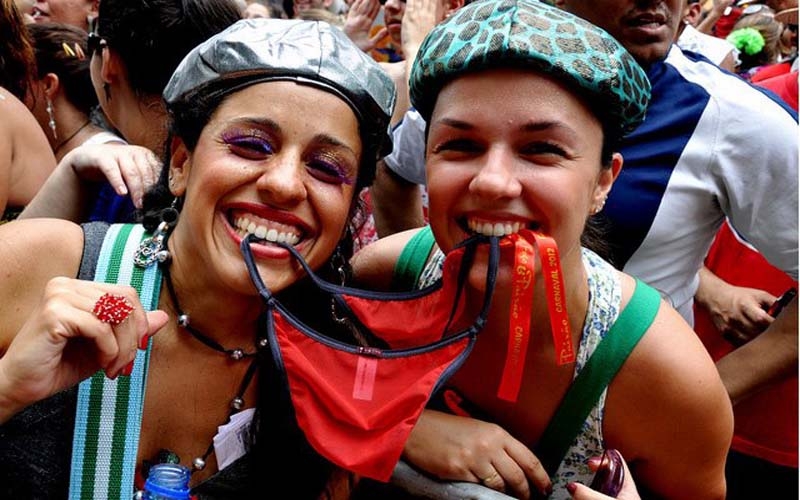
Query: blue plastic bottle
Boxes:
[{"xmin": 137, "ymin": 463, "xmax": 191, "ymax": 500}]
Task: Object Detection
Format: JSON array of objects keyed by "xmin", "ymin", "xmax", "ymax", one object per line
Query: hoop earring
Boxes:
[
  {"xmin": 46, "ymin": 98, "xmax": 58, "ymax": 140},
  {"xmin": 134, "ymin": 198, "xmax": 180, "ymax": 268}
]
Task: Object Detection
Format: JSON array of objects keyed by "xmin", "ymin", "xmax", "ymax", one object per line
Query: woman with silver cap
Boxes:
[
  {"xmin": 0, "ymin": 18, "xmax": 394, "ymax": 499},
  {"xmin": 351, "ymin": 0, "xmax": 732, "ymax": 498}
]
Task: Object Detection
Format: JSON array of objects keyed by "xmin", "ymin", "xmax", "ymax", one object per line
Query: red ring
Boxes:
[{"xmin": 93, "ymin": 293, "xmax": 134, "ymax": 325}]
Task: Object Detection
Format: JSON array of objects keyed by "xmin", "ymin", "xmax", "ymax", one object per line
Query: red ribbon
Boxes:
[{"xmin": 496, "ymin": 232, "xmax": 575, "ymax": 402}]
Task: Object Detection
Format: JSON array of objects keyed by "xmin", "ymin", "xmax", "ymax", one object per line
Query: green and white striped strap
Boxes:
[{"xmin": 69, "ymin": 224, "xmax": 162, "ymax": 500}]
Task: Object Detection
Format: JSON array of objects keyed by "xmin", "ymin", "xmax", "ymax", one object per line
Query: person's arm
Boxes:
[
  {"xmin": 19, "ymin": 143, "xmax": 160, "ymax": 222},
  {"xmin": 350, "ymin": 227, "xmax": 420, "ymax": 288},
  {"xmin": 0, "ymin": 219, "xmax": 167, "ymax": 423},
  {"xmin": 604, "ymin": 287, "xmax": 732, "ymax": 500},
  {"xmin": 716, "ymin": 296, "xmax": 798, "ymax": 404},
  {"xmin": 694, "ymin": 266, "xmax": 775, "ymax": 343},
  {"xmin": 718, "ymin": 50, "xmax": 737, "ymax": 72},
  {"xmin": 696, "ymin": 0, "xmax": 734, "ymax": 35},
  {"xmin": 371, "ymin": 160, "xmax": 425, "ymax": 238}
]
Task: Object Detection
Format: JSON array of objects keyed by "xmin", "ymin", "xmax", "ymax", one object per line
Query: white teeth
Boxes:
[
  {"xmin": 234, "ymin": 216, "xmax": 300, "ymax": 245},
  {"xmin": 467, "ymin": 219, "xmax": 524, "ymax": 237}
]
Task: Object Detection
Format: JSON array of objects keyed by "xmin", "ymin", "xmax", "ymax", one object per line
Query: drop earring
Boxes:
[
  {"xmin": 46, "ymin": 98, "xmax": 58, "ymax": 140},
  {"xmin": 593, "ymin": 195, "xmax": 608, "ymax": 215}
]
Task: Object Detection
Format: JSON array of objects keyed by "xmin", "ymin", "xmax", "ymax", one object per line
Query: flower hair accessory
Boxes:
[{"xmin": 727, "ymin": 27, "xmax": 766, "ymax": 55}]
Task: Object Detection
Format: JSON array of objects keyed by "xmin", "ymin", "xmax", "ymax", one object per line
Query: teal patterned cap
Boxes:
[{"xmin": 410, "ymin": 0, "xmax": 651, "ymax": 140}]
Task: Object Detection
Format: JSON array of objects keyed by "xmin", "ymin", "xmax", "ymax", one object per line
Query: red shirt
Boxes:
[{"xmin": 694, "ymin": 222, "xmax": 798, "ymax": 467}]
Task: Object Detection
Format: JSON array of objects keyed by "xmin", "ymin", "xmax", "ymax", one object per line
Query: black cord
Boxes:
[{"xmin": 161, "ymin": 264, "xmax": 256, "ymax": 359}]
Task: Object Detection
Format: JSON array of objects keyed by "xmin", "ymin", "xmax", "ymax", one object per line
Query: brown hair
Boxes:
[{"xmin": 0, "ymin": 0, "xmax": 37, "ymax": 100}]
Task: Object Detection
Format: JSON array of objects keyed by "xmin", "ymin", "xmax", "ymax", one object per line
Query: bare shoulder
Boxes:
[
  {"xmin": 0, "ymin": 87, "xmax": 57, "ymax": 204},
  {"xmin": 604, "ymin": 272, "xmax": 732, "ymax": 498},
  {"xmin": 350, "ymin": 228, "xmax": 425, "ymax": 290},
  {"xmin": 0, "ymin": 219, "xmax": 85, "ymax": 345},
  {"xmin": 612, "ymin": 272, "xmax": 728, "ymax": 413}
]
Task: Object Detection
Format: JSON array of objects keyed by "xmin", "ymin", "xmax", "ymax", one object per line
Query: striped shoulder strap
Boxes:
[{"xmin": 69, "ymin": 224, "xmax": 163, "ymax": 500}]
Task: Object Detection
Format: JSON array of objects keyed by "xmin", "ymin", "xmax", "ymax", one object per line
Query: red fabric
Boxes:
[
  {"xmin": 751, "ymin": 62, "xmax": 793, "ymax": 83},
  {"xmin": 712, "ymin": 7, "xmax": 743, "ymax": 39},
  {"xmin": 276, "ymin": 243, "xmax": 488, "ymax": 481},
  {"xmin": 693, "ymin": 221, "xmax": 798, "ymax": 467},
  {"xmin": 755, "ymin": 71, "xmax": 799, "ymax": 111},
  {"xmin": 276, "ymin": 311, "xmax": 473, "ymax": 481}
]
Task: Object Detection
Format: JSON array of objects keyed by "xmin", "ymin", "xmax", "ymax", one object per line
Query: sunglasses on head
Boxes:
[{"xmin": 87, "ymin": 32, "xmax": 107, "ymax": 55}]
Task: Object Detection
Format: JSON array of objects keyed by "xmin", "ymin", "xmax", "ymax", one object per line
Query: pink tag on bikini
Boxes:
[{"xmin": 353, "ymin": 356, "xmax": 378, "ymax": 401}]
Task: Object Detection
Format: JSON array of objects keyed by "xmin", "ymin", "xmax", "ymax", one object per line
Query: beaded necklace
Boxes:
[{"xmin": 153, "ymin": 264, "xmax": 267, "ymax": 474}]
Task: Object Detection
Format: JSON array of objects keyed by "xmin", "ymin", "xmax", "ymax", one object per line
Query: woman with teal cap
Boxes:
[{"xmin": 352, "ymin": 0, "xmax": 733, "ymax": 498}]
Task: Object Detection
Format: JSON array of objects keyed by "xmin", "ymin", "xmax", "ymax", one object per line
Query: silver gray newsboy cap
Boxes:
[{"xmin": 163, "ymin": 18, "xmax": 396, "ymax": 158}]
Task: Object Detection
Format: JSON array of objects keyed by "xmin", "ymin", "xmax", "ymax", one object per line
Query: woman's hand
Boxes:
[
  {"xmin": 404, "ymin": 410, "xmax": 551, "ymax": 499},
  {"xmin": 401, "ymin": 0, "xmax": 440, "ymax": 60},
  {"xmin": 0, "ymin": 277, "xmax": 168, "ymax": 423},
  {"xmin": 568, "ymin": 450, "xmax": 640, "ymax": 500},
  {"xmin": 63, "ymin": 144, "xmax": 161, "ymax": 208},
  {"xmin": 343, "ymin": 0, "xmax": 387, "ymax": 53}
]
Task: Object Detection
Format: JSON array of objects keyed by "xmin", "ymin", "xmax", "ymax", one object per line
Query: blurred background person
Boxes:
[
  {"xmin": 31, "ymin": 0, "xmax": 97, "ymax": 31},
  {"xmin": 677, "ymin": 0, "xmax": 740, "ymax": 70},
  {"xmin": 0, "ymin": 0, "xmax": 56, "ymax": 222},
  {"xmin": 26, "ymin": 22, "xmax": 124, "ymax": 162},
  {"xmin": 20, "ymin": 0, "xmax": 242, "ymax": 224},
  {"xmin": 727, "ymin": 11, "xmax": 788, "ymax": 79}
]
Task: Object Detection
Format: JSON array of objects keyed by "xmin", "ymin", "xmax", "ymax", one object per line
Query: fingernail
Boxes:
[
  {"xmin": 566, "ymin": 482, "xmax": 577, "ymax": 494},
  {"xmin": 139, "ymin": 334, "xmax": 150, "ymax": 350},
  {"xmin": 122, "ymin": 361, "xmax": 134, "ymax": 376}
]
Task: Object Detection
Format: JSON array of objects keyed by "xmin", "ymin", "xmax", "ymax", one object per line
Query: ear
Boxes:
[
  {"xmin": 89, "ymin": 0, "xmax": 99, "ymax": 18},
  {"xmin": 99, "ymin": 45, "xmax": 123, "ymax": 85},
  {"xmin": 42, "ymin": 73, "xmax": 60, "ymax": 100},
  {"xmin": 444, "ymin": 0, "xmax": 465, "ymax": 17},
  {"xmin": 169, "ymin": 136, "xmax": 191, "ymax": 197},
  {"xmin": 591, "ymin": 153, "xmax": 622, "ymax": 213},
  {"xmin": 688, "ymin": 3, "xmax": 703, "ymax": 25}
]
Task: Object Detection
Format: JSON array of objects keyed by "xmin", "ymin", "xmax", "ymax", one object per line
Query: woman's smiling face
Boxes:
[
  {"xmin": 425, "ymin": 68, "xmax": 617, "ymax": 267},
  {"xmin": 169, "ymin": 80, "xmax": 363, "ymax": 295}
]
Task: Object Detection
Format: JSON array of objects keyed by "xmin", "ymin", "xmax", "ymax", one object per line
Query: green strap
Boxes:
[
  {"xmin": 535, "ymin": 279, "xmax": 661, "ymax": 476},
  {"xmin": 391, "ymin": 226, "xmax": 436, "ymax": 290},
  {"xmin": 69, "ymin": 224, "xmax": 162, "ymax": 500}
]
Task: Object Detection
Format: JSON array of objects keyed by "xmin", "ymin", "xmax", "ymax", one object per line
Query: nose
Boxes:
[
  {"xmin": 255, "ymin": 152, "xmax": 308, "ymax": 206},
  {"xmin": 383, "ymin": 0, "xmax": 404, "ymax": 12},
  {"xmin": 468, "ymin": 147, "xmax": 522, "ymax": 201}
]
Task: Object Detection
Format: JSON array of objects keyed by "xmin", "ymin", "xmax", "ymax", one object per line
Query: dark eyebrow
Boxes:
[
  {"xmin": 436, "ymin": 117, "xmax": 575, "ymax": 136},
  {"xmin": 434, "ymin": 117, "xmax": 475, "ymax": 130}
]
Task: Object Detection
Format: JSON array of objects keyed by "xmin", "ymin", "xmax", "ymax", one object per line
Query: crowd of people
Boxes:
[{"xmin": 0, "ymin": 0, "xmax": 796, "ymax": 499}]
